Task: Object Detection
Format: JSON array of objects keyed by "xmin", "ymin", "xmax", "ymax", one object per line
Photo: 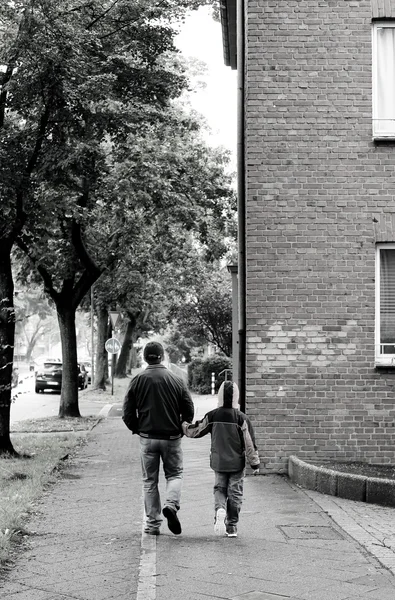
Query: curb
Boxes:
[
  {"xmin": 289, "ymin": 455, "xmax": 395, "ymax": 508},
  {"xmin": 98, "ymin": 403, "xmax": 123, "ymax": 418}
]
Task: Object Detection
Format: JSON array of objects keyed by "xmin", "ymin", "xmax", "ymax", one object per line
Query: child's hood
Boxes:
[{"xmin": 217, "ymin": 381, "xmax": 240, "ymax": 409}]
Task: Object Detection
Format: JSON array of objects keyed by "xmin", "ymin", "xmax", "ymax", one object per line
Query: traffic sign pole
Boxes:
[
  {"xmin": 111, "ymin": 355, "xmax": 114, "ymax": 396},
  {"xmin": 105, "ymin": 337, "xmax": 121, "ymax": 396}
]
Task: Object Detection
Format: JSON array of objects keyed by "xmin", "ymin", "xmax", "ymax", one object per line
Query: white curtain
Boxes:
[{"xmin": 375, "ymin": 27, "xmax": 395, "ymax": 135}]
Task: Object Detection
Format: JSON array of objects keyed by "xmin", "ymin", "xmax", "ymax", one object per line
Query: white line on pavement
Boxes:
[{"xmin": 136, "ymin": 515, "xmax": 157, "ymax": 600}]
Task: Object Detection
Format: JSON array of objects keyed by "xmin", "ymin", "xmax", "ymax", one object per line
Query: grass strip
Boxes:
[
  {"xmin": 0, "ymin": 423, "xmax": 90, "ymax": 569},
  {"xmin": 11, "ymin": 415, "xmax": 101, "ymax": 434}
]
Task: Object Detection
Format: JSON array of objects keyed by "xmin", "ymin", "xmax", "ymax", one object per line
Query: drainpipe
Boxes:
[
  {"xmin": 227, "ymin": 264, "xmax": 239, "ymax": 386},
  {"xmin": 237, "ymin": 0, "xmax": 246, "ymax": 412}
]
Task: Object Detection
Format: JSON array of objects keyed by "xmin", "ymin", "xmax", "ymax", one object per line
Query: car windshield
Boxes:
[{"xmin": 43, "ymin": 363, "xmax": 62, "ymax": 369}]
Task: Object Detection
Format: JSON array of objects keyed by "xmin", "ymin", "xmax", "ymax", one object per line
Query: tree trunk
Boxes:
[
  {"xmin": 57, "ymin": 306, "xmax": 80, "ymax": 417},
  {"xmin": 127, "ymin": 329, "xmax": 141, "ymax": 372},
  {"xmin": 24, "ymin": 319, "xmax": 44, "ymax": 362},
  {"xmin": 115, "ymin": 315, "xmax": 136, "ymax": 378},
  {"xmin": 25, "ymin": 333, "xmax": 39, "ymax": 363},
  {"xmin": 0, "ymin": 244, "xmax": 18, "ymax": 455},
  {"xmin": 128, "ymin": 342, "xmax": 137, "ymax": 372},
  {"xmin": 93, "ymin": 306, "xmax": 108, "ymax": 390}
]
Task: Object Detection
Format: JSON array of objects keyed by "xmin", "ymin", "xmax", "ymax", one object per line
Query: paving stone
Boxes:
[{"xmin": 1, "ymin": 394, "xmax": 395, "ymax": 600}]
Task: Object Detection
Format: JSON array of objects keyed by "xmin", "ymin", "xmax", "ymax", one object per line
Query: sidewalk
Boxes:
[{"xmin": 1, "ymin": 406, "xmax": 395, "ymax": 599}]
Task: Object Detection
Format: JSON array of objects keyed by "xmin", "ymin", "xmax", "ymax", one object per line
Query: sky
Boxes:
[{"xmin": 175, "ymin": 6, "xmax": 237, "ymax": 156}]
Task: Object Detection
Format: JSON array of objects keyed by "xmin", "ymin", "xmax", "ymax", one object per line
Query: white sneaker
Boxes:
[{"xmin": 214, "ymin": 508, "xmax": 226, "ymax": 536}]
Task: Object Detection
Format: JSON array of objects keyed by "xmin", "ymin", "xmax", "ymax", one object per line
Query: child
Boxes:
[{"xmin": 182, "ymin": 381, "xmax": 260, "ymax": 537}]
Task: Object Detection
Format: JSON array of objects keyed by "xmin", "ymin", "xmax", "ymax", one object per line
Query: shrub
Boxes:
[{"xmin": 188, "ymin": 355, "xmax": 232, "ymax": 394}]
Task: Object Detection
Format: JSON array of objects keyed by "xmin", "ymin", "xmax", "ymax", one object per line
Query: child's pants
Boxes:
[{"xmin": 213, "ymin": 469, "xmax": 244, "ymax": 526}]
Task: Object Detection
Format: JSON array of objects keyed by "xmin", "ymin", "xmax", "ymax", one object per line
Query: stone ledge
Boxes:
[{"xmin": 288, "ymin": 455, "xmax": 395, "ymax": 508}]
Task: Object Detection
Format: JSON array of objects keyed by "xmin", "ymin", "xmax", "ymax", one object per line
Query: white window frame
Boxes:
[
  {"xmin": 376, "ymin": 243, "xmax": 395, "ymax": 365},
  {"xmin": 372, "ymin": 21, "xmax": 395, "ymax": 139}
]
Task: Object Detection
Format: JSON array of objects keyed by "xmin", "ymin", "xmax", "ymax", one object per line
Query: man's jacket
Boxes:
[
  {"xmin": 123, "ymin": 364, "xmax": 194, "ymax": 439},
  {"xmin": 183, "ymin": 406, "xmax": 260, "ymax": 472}
]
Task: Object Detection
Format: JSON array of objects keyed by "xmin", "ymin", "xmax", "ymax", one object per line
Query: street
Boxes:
[
  {"xmin": 10, "ymin": 372, "xmax": 57, "ymax": 424},
  {"xmin": 10, "ymin": 371, "xmax": 104, "ymax": 425},
  {"xmin": 10, "ymin": 364, "xmax": 217, "ymax": 427}
]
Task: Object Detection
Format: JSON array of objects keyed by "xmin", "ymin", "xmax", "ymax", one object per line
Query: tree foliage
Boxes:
[
  {"xmin": 164, "ymin": 327, "xmax": 204, "ymax": 364},
  {"xmin": 82, "ymin": 113, "xmax": 235, "ymax": 382},
  {"xmin": 170, "ymin": 266, "xmax": 233, "ymax": 357}
]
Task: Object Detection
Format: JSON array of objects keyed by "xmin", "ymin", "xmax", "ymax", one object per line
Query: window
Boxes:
[
  {"xmin": 376, "ymin": 244, "xmax": 395, "ymax": 364},
  {"xmin": 372, "ymin": 22, "xmax": 395, "ymax": 138}
]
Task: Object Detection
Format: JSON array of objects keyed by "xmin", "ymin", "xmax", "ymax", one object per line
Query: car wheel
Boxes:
[{"xmin": 35, "ymin": 386, "xmax": 41, "ymax": 393}]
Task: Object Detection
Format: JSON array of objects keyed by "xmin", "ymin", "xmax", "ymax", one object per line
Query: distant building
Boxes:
[{"xmin": 221, "ymin": 0, "xmax": 395, "ymax": 472}]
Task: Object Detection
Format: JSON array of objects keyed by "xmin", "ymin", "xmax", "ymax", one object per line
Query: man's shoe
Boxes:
[
  {"xmin": 163, "ymin": 506, "xmax": 182, "ymax": 535},
  {"xmin": 214, "ymin": 508, "xmax": 226, "ymax": 536},
  {"xmin": 226, "ymin": 525, "xmax": 237, "ymax": 538},
  {"xmin": 144, "ymin": 528, "xmax": 160, "ymax": 536}
]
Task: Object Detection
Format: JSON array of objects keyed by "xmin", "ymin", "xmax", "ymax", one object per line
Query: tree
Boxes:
[
  {"xmin": 80, "ymin": 115, "xmax": 236, "ymax": 382},
  {"xmin": 0, "ymin": 0, "xmax": 213, "ymax": 452},
  {"xmin": 171, "ymin": 267, "xmax": 233, "ymax": 357}
]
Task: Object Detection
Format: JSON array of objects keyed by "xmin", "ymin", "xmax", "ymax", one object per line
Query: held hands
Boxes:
[{"xmin": 181, "ymin": 421, "xmax": 190, "ymax": 435}]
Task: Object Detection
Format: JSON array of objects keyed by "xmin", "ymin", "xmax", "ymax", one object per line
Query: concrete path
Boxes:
[{"xmin": 1, "ymin": 406, "xmax": 395, "ymax": 599}]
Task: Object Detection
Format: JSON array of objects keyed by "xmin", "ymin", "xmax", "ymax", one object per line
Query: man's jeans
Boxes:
[
  {"xmin": 214, "ymin": 470, "xmax": 244, "ymax": 526},
  {"xmin": 140, "ymin": 437, "xmax": 183, "ymax": 530}
]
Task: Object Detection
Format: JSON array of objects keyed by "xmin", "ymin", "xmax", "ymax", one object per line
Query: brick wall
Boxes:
[{"xmin": 245, "ymin": 0, "xmax": 395, "ymax": 472}]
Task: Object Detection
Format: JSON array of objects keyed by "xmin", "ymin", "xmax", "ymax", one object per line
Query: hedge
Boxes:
[{"xmin": 188, "ymin": 355, "xmax": 232, "ymax": 394}]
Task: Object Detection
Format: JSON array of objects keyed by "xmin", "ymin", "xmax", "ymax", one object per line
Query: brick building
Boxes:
[{"xmin": 221, "ymin": 0, "xmax": 395, "ymax": 472}]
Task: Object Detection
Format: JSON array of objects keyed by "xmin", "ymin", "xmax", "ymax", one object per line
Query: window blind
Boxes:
[{"xmin": 380, "ymin": 248, "xmax": 395, "ymax": 351}]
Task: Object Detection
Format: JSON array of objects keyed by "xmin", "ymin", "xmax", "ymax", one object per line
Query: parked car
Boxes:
[
  {"xmin": 36, "ymin": 361, "xmax": 87, "ymax": 393},
  {"xmin": 77, "ymin": 363, "xmax": 88, "ymax": 390},
  {"xmin": 35, "ymin": 361, "xmax": 62, "ymax": 393},
  {"xmin": 34, "ymin": 356, "xmax": 61, "ymax": 376}
]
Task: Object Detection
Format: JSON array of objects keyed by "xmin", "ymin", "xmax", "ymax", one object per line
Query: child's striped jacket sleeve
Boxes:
[
  {"xmin": 182, "ymin": 413, "xmax": 211, "ymax": 438},
  {"xmin": 241, "ymin": 417, "xmax": 260, "ymax": 468}
]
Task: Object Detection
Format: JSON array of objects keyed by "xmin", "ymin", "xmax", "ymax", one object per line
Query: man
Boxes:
[{"xmin": 122, "ymin": 341, "xmax": 194, "ymax": 536}]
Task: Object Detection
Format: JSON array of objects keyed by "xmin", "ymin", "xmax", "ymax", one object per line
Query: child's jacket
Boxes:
[{"xmin": 182, "ymin": 382, "xmax": 260, "ymax": 473}]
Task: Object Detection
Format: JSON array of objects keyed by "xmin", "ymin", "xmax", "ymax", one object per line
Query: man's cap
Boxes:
[{"xmin": 143, "ymin": 342, "xmax": 164, "ymax": 361}]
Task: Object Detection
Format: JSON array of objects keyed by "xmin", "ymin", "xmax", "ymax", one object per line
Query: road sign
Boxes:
[
  {"xmin": 105, "ymin": 337, "xmax": 121, "ymax": 354},
  {"xmin": 109, "ymin": 311, "xmax": 120, "ymax": 329}
]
